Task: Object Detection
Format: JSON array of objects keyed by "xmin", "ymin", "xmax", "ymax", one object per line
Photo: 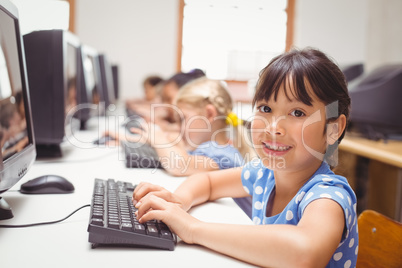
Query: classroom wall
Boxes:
[
  {"xmin": 74, "ymin": 0, "xmax": 179, "ymax": 100},
  {"xmin": 294, "ymin": 0, "xmax": 402, "ymax": 72},
  {"xmin": 74, "ymin": 0, "xmax": 402, "ymax": 100},
  {"xmin": 293, "ymin": 0, "xmax": 368, "ymax": 66}
]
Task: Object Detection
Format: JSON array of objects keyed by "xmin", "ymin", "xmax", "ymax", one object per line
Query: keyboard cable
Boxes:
[{"xmin": 0, "ymin": 204, "xmax": 90, "ymax": 228}]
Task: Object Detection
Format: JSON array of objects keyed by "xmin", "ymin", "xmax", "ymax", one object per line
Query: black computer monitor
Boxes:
[
  {"xmin": 348, "ymin": 64, "xmax": 402, "ymax": 140},
  {"xmin": 111, "ymin": 64, "xmax": 119, "ymax": 100},
  {"xmin": 23, "ymin": 29, "xmax": 81, "ymax": 157},
  {"xmin": 77, "ymin": 45, "xmax": 105, "ymax": 130},
  {"xmin": 0, "ymin": 0, "xmax": 36, "ymax": 220},
  {"xmin": 98, "ymin": 53, "xmax": 116, "ymax": 110},
  {"xmin": 340, "ymin": 63, "xmax": 364, "ymax": 83}
]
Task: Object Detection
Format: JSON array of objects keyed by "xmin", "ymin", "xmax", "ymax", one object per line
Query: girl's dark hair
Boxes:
[
  {"xmin": 143, "ymin": 75, "xmax": 163, "ymax": 87},
  {"xmin": 253, "ymin": 47, "xmax": 351, "ymax": 162},
  {"xmin": 166, "ymin": 69, "xmax": 206, "ymax": 89}
]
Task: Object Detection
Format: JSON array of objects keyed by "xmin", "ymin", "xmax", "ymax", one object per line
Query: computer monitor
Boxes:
[
  {"xmin": 0, "ymin": 0, "xmax": 36, "ymax": 220},
  {"xmin": 23, "ymin": 29, "xmax": 81, "ymax": 157},
  {"xmin": 98, "ymin": 53, "xmax": 116, "ymax": 110},
  {"xmin": 348, "ymin": 64, "xmax": 402, "ymax": 140},
  {"xmin": 340, "ymin": 63, "xmax": 364, "ymax": 83},
  {"xmin": 77, "ymin": 45, "xmax": 105, "ymax": 130},
  {"xmin": 111, "ymin": 64, "xmax": 119, "ymax": 100}
]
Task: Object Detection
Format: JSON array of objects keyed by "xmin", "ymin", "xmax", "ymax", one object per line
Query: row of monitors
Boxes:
[
  {"xmin": 0, "ymin": 0, "xmax": 120, "ymax": 212},
  {"xmin": 23, "ymin": 30, "xmax": 119, "ymax": 157}
]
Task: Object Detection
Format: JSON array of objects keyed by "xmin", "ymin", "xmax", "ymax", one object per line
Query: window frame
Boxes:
[{"xmin": 175, "ymin": 0, "xmax": 295, "ymax": 82}]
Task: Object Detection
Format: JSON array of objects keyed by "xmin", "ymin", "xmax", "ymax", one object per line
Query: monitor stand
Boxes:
[
  {"xmin": 36, "ymin": 144, "xmax": 62, "ymax": 158},
  {"xmin": 0, "ymin": 197, "xmax": 13, "ymax": 220}
]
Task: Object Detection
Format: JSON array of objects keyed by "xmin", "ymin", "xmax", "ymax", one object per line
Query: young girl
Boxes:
[{"xmin": 132, "ymin": 48, "xmax": 358, "ymax": 268}]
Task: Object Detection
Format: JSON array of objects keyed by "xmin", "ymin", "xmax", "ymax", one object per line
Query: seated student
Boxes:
[
  {"xmin": 125, "ymin": 75, "xmax": 164, "ymax": 118},
  {"xmin": 125, "ymin": 69, "xmax": 206, "ymax": 132},
  {"xmin": 152, "ymin": 68, "xmax": 206, "ymax": 131},
  {"xmin": 143, "ymin": 75, "xmax": 164, "ymax": 102},
  {"xmin": 126, "ymin": 77, "xmax": 256, "ymax": 176},
  {"xmin": 126, "ymin": 75, "xmax": 164, "ymax": 105},
  {"xmin": 132, "ymin": 48, "xmax": 358, "ymax": 268}
]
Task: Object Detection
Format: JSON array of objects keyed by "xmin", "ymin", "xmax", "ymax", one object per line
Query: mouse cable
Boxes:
[{"xmin": 0, "ymin": 204, "xmax": 90, "ymax": 228}]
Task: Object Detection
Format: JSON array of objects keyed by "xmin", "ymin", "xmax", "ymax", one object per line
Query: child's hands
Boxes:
[
  {"xmin": 134, "ymin": 193, "xmax": 201, "ymax": 244},
  {"xmin": 132, "ymin": 182, "xmax": 185, "ymax": 209}
]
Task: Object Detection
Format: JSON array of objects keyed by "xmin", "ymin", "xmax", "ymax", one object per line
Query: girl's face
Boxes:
[
  {"xmin": 177, "ymin": 102, "xmax": 211, "ymax": 149},
  {"xmin": 251, "ymin": 82, "xmax": 328, "ymax": 172}
]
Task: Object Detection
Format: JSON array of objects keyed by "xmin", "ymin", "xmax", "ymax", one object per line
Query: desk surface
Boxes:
[
  {"xmin": 0, "ymin": 116, "xmax": 254, "ymax": 268},
  {"xmin": 340, "ymin": 134, "xmax": 402, "ymax": 168}
]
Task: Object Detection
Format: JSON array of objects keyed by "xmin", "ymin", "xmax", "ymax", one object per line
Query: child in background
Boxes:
[
  {"xmin": 130, "ymin": 77, "xmax": 256, "ymax": 177},
  {"xmin": 132, "ymin": 48, "xmax": 358, "ymax": 268},
  {"xmin": 155, "ymin": 69, "xmax": 206, "ymax": 130},
  {"xmin": 125, "ymin": 70, "xmax": 205, "ymax": 131},
  {"xmin": 125, "ymin": 75, "xmax": 164, "ymax": 120},
  {"xmin": 159, "ymin": 69, "xmax": 206, "ymax": 106},
  {"xmin": 143, "ymin": 75, "xmax": 163, "ymax": 102}
]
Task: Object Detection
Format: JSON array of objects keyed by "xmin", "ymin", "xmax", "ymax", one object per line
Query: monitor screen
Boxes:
[
  {"xmin": 0, "ymin": 0, "xmax": 36, "ymax": 219},
  {"xmin": 111, "ymin": 65, "xmax": 119, "ymax": 100},
  {"xmin": 98, "ymin": 54, "xmax": 116, "ymax": 110},
  {"xmin": 66, "ymin": 41, "xmax": 79, "ymax": 116},
  {"xmin": 77, "ymin": 45, "xmax": 105, "ymax": 129}
]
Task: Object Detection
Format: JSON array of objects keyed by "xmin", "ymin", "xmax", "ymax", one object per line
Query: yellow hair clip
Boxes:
[{"xmin": 226, "ymin": 112, "xmax": 242, "ymax": 127}]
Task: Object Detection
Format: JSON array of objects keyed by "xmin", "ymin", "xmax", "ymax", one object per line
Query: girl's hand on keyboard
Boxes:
[
  {"xmin": 135, "ymin": 194, "xmax": 200, "ymax": 244},
  {"xmin": 133, "ymin": 182, "xmax": 187, "ymax": 210}
]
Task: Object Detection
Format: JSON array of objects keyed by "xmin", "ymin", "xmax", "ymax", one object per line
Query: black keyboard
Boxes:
[
  {"xmin": 87, "ymin": 178, "xmax": 176, "ymax": 250},
  {"xmin": 122, "ymin": 141, "xmax": 163, "ymax": 169}
]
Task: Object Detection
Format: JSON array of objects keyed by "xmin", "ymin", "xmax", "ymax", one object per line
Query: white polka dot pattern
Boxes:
[{"xmin": 241, "ymin": 160, "xmax": 358, "ymax": 267}]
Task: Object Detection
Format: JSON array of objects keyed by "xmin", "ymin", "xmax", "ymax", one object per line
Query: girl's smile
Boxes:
[{"xmin": 262, "ymin": 140, "xmax": 292, "ymax": 157}]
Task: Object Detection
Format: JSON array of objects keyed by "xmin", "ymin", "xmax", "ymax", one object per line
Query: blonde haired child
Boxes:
[
  {"xmin": 128, "ymin": 77, "xmax": 255, "ymax": 177},
  {"xmin": 132, "ymin": 48, "xmax": 358, "ymax": 267}
]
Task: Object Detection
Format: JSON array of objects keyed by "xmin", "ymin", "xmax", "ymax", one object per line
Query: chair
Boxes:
[{"xmin": 356, "ymin": 210, "xmax": 402, "ymax": 268}]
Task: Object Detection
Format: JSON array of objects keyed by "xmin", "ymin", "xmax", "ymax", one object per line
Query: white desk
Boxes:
[{"xmin": 0, "ymin": 117, "xmax": 254, "ymax": 268}]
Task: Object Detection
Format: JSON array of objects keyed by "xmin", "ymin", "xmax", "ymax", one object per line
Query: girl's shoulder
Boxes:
[
  {"xmin": 304, "ymin": 162, "xmax": 353, "ymax": 194},
  {"xmin": 297, "ymin": 164, "xmax": 358, "ymax": 231}
]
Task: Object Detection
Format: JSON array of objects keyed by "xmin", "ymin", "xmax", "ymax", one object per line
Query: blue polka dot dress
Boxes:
[{"xmin": 242, "ymin": 159, "xmax": 358, "ymax": 268}]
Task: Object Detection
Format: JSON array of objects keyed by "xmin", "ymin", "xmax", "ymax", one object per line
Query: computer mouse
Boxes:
[
  {"xmin": 20, "ymin": 175, "xmax": 75, "ymax": 194},
  {"xmin": 93, "ymin": 135, "xmax": 115, "ymax": 145}
]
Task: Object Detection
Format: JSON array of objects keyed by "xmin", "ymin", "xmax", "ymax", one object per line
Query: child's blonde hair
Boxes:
[{"xmin": 175, "ymin": 77, "xmax": 256, "ymax": 160}]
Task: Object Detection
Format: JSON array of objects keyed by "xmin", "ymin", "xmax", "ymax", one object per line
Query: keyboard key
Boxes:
[
  {"xmin": 121, "ymin": 222, "xmax": 133, "ymax": 231},
  {"xmin": 91, "ymin": 218, "xmax": 103, "ymax": 226},
  {"xmin": 146, "ymin": 224, "xmax": 159, "ymax": 237},
  {"xmin": 134, "ymin": 223, "xmax": 146, "ymax": 234}
]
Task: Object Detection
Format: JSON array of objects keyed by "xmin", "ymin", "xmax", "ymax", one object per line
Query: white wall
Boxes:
[
  {"xmin": 75, "ymin": 0, "xmax": 179, "ymax": 100},
  {"xmin": 294, "ymin": 0, "xmax": 402, "ymax": 72},
  {"xmin": 294, "ymin": 0, "xmax": 368, "ymax": 66},
  {"xmin": 365, "ymin": 0, "xmax": 402, "ymax": 71},
  {"xmin": 74, "ymin": 0, "xmax": 402, "ymax": 99}
]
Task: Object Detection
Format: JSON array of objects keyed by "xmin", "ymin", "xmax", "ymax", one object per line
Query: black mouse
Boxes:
[
  {"xmin": 93, "ymin": 135, "xmax": 115, "ymax": 145},
  {"xmin": 20, "ymin": 175, "xmax": 75, "ymax": 194}
]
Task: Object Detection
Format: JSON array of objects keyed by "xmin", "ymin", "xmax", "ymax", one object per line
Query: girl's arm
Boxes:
[
  {"xmin": 133, "ymin": 167, "xmax": 247, "ymax": 211},
  {"xmin": 136, "ymin": 194, "xmax": 345, "ymax": 268}
]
